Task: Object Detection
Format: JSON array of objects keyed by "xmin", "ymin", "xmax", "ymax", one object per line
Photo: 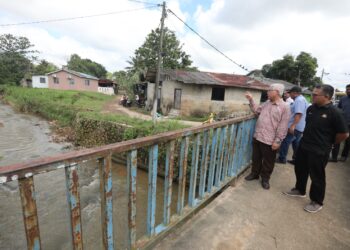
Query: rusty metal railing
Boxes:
[{"xmin": 0, "ymin": 115, "xmax": 256, "ymax": 250}]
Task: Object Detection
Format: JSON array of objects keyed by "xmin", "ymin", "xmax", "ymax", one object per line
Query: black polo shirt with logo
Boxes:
[{"xmin": 300, "ymin": 103, "xmax": 348, "ymax": 155}]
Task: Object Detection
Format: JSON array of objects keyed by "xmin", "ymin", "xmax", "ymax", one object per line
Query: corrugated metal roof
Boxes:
[
  {"xmin": 147, "ymin": 69, "xmax": 270, "ymax": 91},
  {"xmin": 246, "ymin": 70, "xmax": 311, "ymax": 94},
  {"xmin": 47, "ymin": 69, "xmax": 99, "ymax": 80},
  {"xmin": 249, "ymin": 77, "xmax": 312, "ymax": 95}
]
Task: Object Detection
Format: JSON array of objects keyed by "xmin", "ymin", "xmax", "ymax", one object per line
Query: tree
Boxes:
[
  {"xmin": 112, "ymin": 70, "xmax": 139, "ymax": 96},
  {"xmin": 67, "ymin": 54, "xmax": 107, "ymax": 78},
  {"xmin": 0, "ymin": 34, "xmax": 37, "ymax": 85},
  {"xmin": 261, "ymin": 52, "xmax": 320, "ymax": 87},
  {"xmin": 33, "ymin": 60, "xmax": 58, "ymax": 75},
  {"xmin": 127, "ymin": 27, "xmax": 196, "ymax": 73},
  {"xmin": 295, "ymin": 52, "xmax": 318, "ymax": 85}
]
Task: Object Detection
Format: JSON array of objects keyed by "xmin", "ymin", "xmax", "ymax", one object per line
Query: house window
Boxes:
[
  {"xmin": 85, "ymin": 79, "xmax": 90, "ymax": 86},
  {"xmin": 211, "ymin": 87, "xmax": 225, "ymax": 101},
  {"xmin": 40, "ymin": 77, "xmax": 46, "ymax": 83},
  {"xmin": 69, "ymin": 78, "xmax": 75, "ymax": 85},
  {"xmin": 53, "ymin": 77, "xmax": 59, "ymax": 84}
]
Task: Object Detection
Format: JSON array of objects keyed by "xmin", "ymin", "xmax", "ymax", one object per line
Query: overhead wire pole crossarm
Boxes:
[
  {"xmin": 167, "ymin": 9, "xmax": 249, "ymax": 72},
  {"xmin": 0, "ymin": 6, "xmax": 160, "ymax": 27}
]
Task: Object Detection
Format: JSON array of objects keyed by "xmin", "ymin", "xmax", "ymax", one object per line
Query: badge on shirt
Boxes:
[{"xmin": 321, "ymin": 114, "xmax": 327, "ymax": 118}]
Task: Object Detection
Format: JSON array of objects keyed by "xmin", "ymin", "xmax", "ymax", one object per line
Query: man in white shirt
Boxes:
[{"xmin": 284, "ymin": 90, "xmax": 294, "ymax": 105}]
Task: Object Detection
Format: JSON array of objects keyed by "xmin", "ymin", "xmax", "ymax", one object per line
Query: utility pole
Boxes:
[
  {"xmin": 321, "ymin": 68, "xmax": 325, "ymax": 82},
  {"xmin": 152, "ymin": 1, "xmax": 166, "ymax": 123},
  {"xmin": 297, "ymin": 68, "xmax": 301, "ymax": 87}
]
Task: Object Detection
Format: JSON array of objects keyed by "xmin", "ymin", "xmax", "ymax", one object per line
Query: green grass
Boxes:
[
  {"xmin": 0, "ymin": 86, "xmax": 188, "ymax": 145},
  {"xmin": 178, "ymin": 115, "xmax": 208, "ymax": 122},
  {"xmin": 1, "ymin": 86, "xmax": 114, "ymax": 126},
  {"xmin": 79, "ymin": 111, "xmax": 188, "ymax": 140}
]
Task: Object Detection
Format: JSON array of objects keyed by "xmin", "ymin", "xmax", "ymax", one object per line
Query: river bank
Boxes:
[
  {"xmin": 0, "ymin": 98, "xmax": 184, "ymax": 249},
  {"xmin": 0, "ymin": 103, "xmax": 71, "ymax": 166},
  {"xmin": 0, "ymin": 86, "xmax": 187, "ymax": 148}
]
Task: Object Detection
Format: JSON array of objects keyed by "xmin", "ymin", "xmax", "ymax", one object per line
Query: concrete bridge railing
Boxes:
[{"xmin": 0, "ymin": 115, "xmax": 256, "ymax": 250}]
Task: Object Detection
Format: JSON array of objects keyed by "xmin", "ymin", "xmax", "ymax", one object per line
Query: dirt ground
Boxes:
[
  {"xmin": 154, "ymin": 159, "xmax": 350, "ymax": 250},
  {"xmin": 102, "ymin": 96, "xmax": 202, "ymax": 127}
]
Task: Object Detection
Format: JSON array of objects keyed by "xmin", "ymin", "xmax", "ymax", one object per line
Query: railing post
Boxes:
[
  {"xmin": 207, "ymin": 128, "xmax": 219, "ymax": 193},
  {"xmin": 127, "ymin": 150, "xmax": 137, "ymax": 249},
  {"xmin": 147, "ymin": 145, "xmax": 158, "ymax": 236},
  {"xmin": 222, "ymin": 124, "xmax": 235, "ymax": 180},
  {"xmin": 65, "ymin": 163, "xmax": 83, "ymax": 250},
  {"xmin": 215, "ymin": 126, "xmax": 227, "ymax": 187},
  {"xmin": 188, "ymin": 133, "xmax": 200, "ymax": 207},
  {"xmin": 198, "ymin": 130, "xmax": 210, "ymax": 198},
  {"xmin": 228, "ymin": 124, "xmax": 238, "ymax": 177},
  {"xmin": 98, "ymin": 155, "xmax": 114, "ymax": 250},
  {"xmin": 231, "ymin": 122, "xmax": 243, "ymax": 176},
  {"xmin": 163, "ymin": 141, "xmax": 175, "ymax": 225},
  {"xmin": 243, "ymin": 120, "xmax": 253, "ymax": 168},
  {"xmin": 19, "ymin": 176, "xmax": 42, "ymax": 250},
  {"xmin": 177, "ymin": 137, "xmax": 189, "ymax": 214},
  {"xmin": 237, "ymin": 121, "xmax": 245, "ymax": 171}
]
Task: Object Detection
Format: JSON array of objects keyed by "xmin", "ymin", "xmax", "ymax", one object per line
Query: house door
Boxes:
[{"xmin": 174, "ymin": 89, "xmax": 182, "ymax": 109}]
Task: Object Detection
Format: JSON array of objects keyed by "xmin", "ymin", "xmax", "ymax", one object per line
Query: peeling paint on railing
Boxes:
[{"xmin": 0, "ymin": 115, "xmax": 256, "ymax": 250}]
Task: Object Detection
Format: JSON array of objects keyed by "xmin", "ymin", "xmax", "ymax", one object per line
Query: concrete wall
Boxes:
[
  {"xmin": 147, "ymin": 80, "xmax": 262, "ymax": 116},
  {"xmin": 48, "ymin": 71, "xmax": 98, "ymax": 92},
  {"xmin": 98, "ymin": 87, "xmax": 115, "ymax": 95},
  {"xmin": 32, "ymin": 75, "xmax": 48, "ymax": 88}
]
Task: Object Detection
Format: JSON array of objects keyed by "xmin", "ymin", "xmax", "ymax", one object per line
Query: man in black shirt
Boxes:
[
  {"xmin": 330, "ymin": 84, "xmax": 350, "ymax": 162},
  {"xmin": 283, "ymin": 84, "xmax": 349, "ymax": 213}
]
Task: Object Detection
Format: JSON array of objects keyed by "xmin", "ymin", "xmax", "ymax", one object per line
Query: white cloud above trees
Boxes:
[{"xmin": 1, "ymin": 0, "xmax": 349, "ymax": 89}]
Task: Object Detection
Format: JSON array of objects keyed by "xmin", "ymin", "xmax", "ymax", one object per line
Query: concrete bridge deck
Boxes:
[{"xmin": 155, "ymin": 161, "xmax": 350, "ymax": 250}]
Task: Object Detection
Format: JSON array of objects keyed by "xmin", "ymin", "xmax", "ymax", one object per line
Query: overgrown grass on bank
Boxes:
[
  {"xmin": 0, "ymin": 86, "xmax": 187, "ymax": 147},
  {"xmin": 79, "ymin": 112, "xmax": 187, "ymax": 140},
  {"xmin": 1, "ymin": 86, "xmax": 113, "ymax": 126}
]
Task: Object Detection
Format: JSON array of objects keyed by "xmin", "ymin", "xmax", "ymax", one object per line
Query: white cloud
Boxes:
[
  {"xmin": 1, "ymin": 0, "xmax": 349, "ymax": 89},
  {"xmin": 180, "ymin": 0, "xmax": 350, "ymax": 89},
  {"xmin": 0, "ymin": 0, "xmax": 162, "ymax": 71}
]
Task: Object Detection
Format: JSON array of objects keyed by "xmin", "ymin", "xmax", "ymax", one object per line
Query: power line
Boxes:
[
  {"xmin": 128, "ymin": 0, "xmax": 160, "ymax": 5},
  {"xmin": 167, "ymin": 15, "xmax": 214, "ymax": 69},
  {"xmin": 0, "ymin": 6, "xmax": 159, "ymax": 27},
  {"xmin": 167, "ymin": 8, "xmax": 249, "ymax": 72}
]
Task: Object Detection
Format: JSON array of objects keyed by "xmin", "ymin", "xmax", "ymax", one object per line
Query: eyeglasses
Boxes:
[{"xmin": 312, "ymin": 93, "xmax": 325, "ymax": 97}]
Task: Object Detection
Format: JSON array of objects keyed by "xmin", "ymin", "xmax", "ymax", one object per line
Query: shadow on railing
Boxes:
[{"xmin": 0, "ymin": 115, "xmax": 256, "ymax": 250}]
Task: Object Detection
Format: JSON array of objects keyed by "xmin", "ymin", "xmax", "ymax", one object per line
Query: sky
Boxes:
[{"xmin": 0, "ymin": 0, "xmax": 349, "ymax": 90}]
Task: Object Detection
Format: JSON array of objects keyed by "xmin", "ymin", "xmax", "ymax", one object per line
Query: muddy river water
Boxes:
[{"xmin": 0, "ymin": 103, "xmax": 181, "ymax": 249}]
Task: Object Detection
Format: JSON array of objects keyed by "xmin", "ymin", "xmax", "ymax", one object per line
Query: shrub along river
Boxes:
[{"xmin": 0, "ymin": 103, "xmax": 181, "ymax": 249}]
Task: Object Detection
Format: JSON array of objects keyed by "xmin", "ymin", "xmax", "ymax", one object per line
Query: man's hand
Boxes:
[
  {"xmin": 271, "ymin": 142, "xmax": 280, "ymax": 151},
  {"xmin": 288, "ymin": 125, "xmax": 295, "ymax": 135},
  {"xmin": 245, "ymin": 91, "xmax": 253, "ymax": 101}
]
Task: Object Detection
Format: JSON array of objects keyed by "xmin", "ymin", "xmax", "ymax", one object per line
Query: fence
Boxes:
[
  {"xmin": 98, "ymin": 87, "xmax": 115, "ymax": 96},
  {"xmin": 0, "ymin": 115, "xmax": 256, "ymax": 250}
]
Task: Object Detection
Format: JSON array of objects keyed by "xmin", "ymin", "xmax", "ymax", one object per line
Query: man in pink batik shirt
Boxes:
[{"xmin": 245, "ymin": 83, "xmax": 291, "ymax": 189}]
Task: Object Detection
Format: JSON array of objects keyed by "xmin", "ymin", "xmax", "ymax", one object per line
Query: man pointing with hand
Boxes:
[{"xmin": 245, "ymin": 84, "xmax": 291, "ymax": 189}]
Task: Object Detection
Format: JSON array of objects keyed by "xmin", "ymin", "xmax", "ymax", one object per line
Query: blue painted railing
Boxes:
[{"xmin": 0, "ymin": 115, "xmax": 256, "ymax": 249}]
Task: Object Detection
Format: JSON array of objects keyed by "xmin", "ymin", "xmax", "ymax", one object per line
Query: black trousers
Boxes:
[
  {"xmin": 295, "ymin": 146, "xmax": 329, "ymax": 205},
  {"xmin": 251, "ymin": 139, "xmax": 277, "ymax": 181},
  {"xmin": 331, "ymin": 125, "xmax": 350, "ymax": 159}
]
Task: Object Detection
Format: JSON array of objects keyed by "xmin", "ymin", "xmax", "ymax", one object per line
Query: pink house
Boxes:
[{"xmin": 47, "ymin": 68, "xmax": 99, "ymax": 92}]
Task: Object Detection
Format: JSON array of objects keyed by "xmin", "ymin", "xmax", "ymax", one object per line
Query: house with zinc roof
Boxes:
[
  {"xmin": 47, "ymin": 67, "xmax": 99, "ymax": 92},
  {"xmin": 144, "ymin": 69, "xmax": 270, "ymax": 117}
]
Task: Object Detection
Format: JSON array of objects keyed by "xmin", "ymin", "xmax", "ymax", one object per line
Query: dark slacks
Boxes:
[
  {"xmin": 251, "ymin": 138, "xmax": 277, "ymax": 181},
  {"xmin": 295, "ymin": 146, "xmax": 329, "ymax": 205}
]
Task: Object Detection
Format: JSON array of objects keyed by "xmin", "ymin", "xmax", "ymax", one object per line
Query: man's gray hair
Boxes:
[{"xmin": 269, "ymin": 83, "xmax": 285, "ymax": 96}]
